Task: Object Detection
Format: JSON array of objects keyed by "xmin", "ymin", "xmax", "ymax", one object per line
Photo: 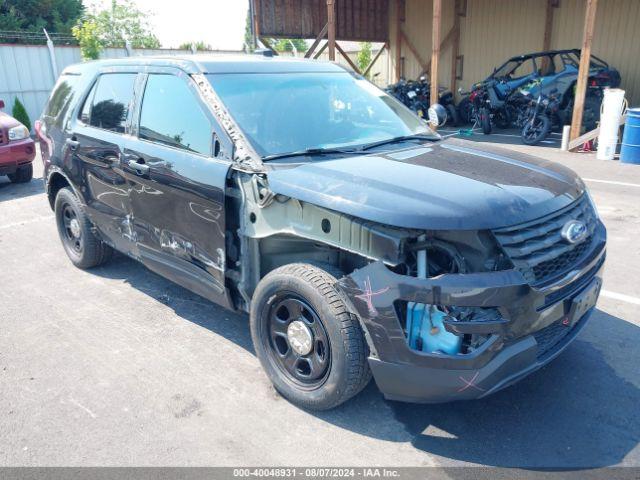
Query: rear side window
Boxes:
[
  {"xmin": 80, "ymin": 73, "xmax": 137, "ymax": 133},
  {"xmin": 138, "ymin": 74, "xmax": 212, "ymax": 156},
  {"xmin": 45, "ymin": 74, "xmax": 81, "ymax": 121}
]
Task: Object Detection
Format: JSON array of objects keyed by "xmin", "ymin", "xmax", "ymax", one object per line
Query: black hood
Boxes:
[{"xmin": 266, "ymin": 138, "xmax": 585, "ymax": 230}]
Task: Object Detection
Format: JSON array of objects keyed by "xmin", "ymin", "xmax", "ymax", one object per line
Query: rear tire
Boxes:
[
  {"xmin": 457, "ymin": 97, "xmax": 473, "ymax": 124},
  {"xmin": 54, "ymin": 187, "xmax": 113, "ymax": 269},
  {"xmin": 250, "ymin": 263, "xmax": 371, "ymax": 410},
  {"xmin": 445, "ymin": 104, "xmax": 460, "ymax": 127},
  {"xmin": 7, "ymin": 163, "xmax": 33, "ymax": 183}
]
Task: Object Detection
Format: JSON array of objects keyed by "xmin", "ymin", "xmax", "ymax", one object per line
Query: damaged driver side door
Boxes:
[{"xmin": 123, "ymin": 70, "xmax": 233, "ymax": 308}]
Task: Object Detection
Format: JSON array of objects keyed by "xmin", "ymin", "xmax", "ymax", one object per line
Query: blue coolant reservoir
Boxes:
[{"xmin": 406, "ymin": 303, "xmax": 462, "ymax": 355}]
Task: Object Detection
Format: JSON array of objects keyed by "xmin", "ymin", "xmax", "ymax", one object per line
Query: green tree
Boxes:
[
  {"xmin": 12, "ymin": 98, "xmax": 31, "ymax": 132},
  {"xmin": 0, "ymin": 0, "xmax": 83, "ymax": 37},
  {"xmin": 357, "ymin": 42, "xmax": 372, "ymax": 78},
  {"xmin": 270, "ymin": 38, "xmax": 307, "ymax": 53},
  {"xmin": 72, "ymin": 18, "xmax": 101, "ymax": 60},
  {"xmin": 71, "ymin": 0, "xmax": 160, "ymax": 59},
  {"xmin": 179, "ymin": 41, "xmax": 212, "ymax": 51},
  {"xmin": 243, "ymin": 6, "xmax": 254, "ymax": 52}
]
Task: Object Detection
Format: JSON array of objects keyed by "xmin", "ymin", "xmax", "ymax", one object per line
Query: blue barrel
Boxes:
[{"xmin": 621, "ymin": 108, "xmax": 640, "ymax": 164}]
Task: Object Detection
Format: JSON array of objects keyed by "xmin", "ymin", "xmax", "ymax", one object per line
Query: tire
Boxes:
[
  {"xmin": 7, "ymin": 163, "xmax": 33, "ymax": 183},
  {"xmin": 250, "ymin": 263, "xmax": 371, "ymax": 410},
  {"xmin": 54, "ymin": 187, "xmax": 113, "ymax": 269},
  {"xmin": 457, "ymin": 97, "xmax": 473, "ymax": 124},
  {"xmin": 494, "ymin": 107, "xmax": 513, "ymax": 129},
  {"xmin": 445, "ymin": 104, "xmax": 460, "ymax": 127},
  {"xmin": 480, "ymin": 108, "xmax": 492, "ymax": 134},
  {"xmin": 521, "ymin": 114, "xmax": 551, "ymax": 145}
]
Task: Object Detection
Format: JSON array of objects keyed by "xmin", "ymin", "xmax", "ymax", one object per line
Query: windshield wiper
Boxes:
[
  {"xmin": 262, "ymin": 147, "xmax": 360, "ymax": 162},
  {"xmin": 357, "ymin": 134, "xmax": 436, "ymax": 151},
  {"xmin": 261, "ymin": 134, "xmax": 436, "ymax": 162}
]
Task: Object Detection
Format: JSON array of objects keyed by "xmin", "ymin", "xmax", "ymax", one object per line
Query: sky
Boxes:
[{"xmin": 89, "ymin": 0, "xmax": 250, "ymax": 50}]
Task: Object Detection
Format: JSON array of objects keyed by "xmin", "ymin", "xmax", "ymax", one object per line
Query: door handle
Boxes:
[
  {"xmin": 128, "ymin": 159, "xmax": 150, "ymax": 175},
  {"xmin": 66, "ymin": 138, "xmax": 80, "ymax": 151}
]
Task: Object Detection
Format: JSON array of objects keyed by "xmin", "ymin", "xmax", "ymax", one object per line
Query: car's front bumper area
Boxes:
[
  {"xmin": 336, "ymin": 223, "xmax": 606, "ymax": 403},
  {"xmin": 0, "ymin": 138, "xmax": 36, "ymax": 175}
]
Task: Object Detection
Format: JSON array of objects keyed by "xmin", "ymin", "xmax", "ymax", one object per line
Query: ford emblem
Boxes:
[{"xmin": 561, "ymin": 220, "xmax": 588, "ymax": 244}]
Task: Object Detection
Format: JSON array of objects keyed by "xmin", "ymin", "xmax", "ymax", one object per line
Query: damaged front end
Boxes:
[{"xmin": 336, "ymin": 199, "xmax": 606, "ymax": 403}]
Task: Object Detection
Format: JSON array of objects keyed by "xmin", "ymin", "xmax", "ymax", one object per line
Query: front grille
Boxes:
[
  {"xmin": 540, "ymin": 253, "xmax": 605, "ymax": 309},
  {"xmin": 493, "ymin": 196, "xmax": 597, "ymax": 285},
  {"xmin": 0, "ymin": 129, "xmax": 5, "ymax": 145},
  {"xmin": 533, "ymin": 319, "xmax": 575, "ymax": 360},
  {"xmin": 531, "ymin": 239, "xmax": 592, "ymax": 281}
]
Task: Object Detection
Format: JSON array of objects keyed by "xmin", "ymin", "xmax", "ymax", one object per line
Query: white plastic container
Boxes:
[{"xmin": 597, "ymin": 88, "xmax": 626, "ymax": 160}]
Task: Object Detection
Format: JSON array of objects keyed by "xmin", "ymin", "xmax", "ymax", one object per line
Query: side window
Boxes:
[
  {"xmin": 511, "ymin": 60, "xmax": 535, "ymax": 79},
  {"xmin": 45, "ymin": 74, "xmax": 81, "ymax": 120},
  {"xmin": 79, "ymin": 73, "xmax": 137, "ymax": 133},
  {"xmin": 79, "ymin": 82, "xmax": 95, "ymax": 124},
  {"xmin": 139, "ymin": 74, "xmax": 212, "ymax": 156}
]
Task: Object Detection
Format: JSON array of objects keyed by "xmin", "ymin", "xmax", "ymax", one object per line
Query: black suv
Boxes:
[{"xmin": 38, "ymin": 55, "xmax": 606, "ymax": 410}]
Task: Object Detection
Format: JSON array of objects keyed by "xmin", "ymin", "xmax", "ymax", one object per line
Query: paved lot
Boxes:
[{"xmin": 0, "ymin": 143, "xmax": 639, "ymax": 469}]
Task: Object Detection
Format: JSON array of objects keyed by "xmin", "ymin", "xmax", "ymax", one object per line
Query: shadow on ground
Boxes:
[
  {"xmin": 92, "ymin": 254, "xmax": 638, "ymax": 469},
  {"xmin": 0, "ymin": 175, "xmax": 44, "ymax": 202}
]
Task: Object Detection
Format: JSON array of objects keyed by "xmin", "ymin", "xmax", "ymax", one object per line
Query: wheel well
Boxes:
[{"xmin": 47, "ymin": 172, "xmax": 71, "ymax": 210}]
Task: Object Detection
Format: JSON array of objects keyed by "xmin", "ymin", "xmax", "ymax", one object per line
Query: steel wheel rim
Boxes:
[
  {"xmin": 61, "ymin": 203, "xmax": 83, "ymax": 254},
  {"xmin": 265, "ymin": 294, "xmax": 331, "ymax": 388},
  {"xmin": 524, "ymin": 118, "xmax": 545, "ymax": 140}
]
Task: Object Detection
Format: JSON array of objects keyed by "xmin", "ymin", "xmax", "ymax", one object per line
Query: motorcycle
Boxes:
[
  {"xmin": 459, "ymin": 78, "xmax": 515, "ymax": 134},
  {"xmin": 386, "ymin": 76, "xmax": 460, "ymax": 126},
  {"xmin": 519, "ymin": 88, "xmax": 561, "ymax": 145}
]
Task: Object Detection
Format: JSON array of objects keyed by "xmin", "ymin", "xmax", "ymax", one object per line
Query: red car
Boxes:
[{"xmin": 0, "ymin": 99, "xmax": 35, "ymax": 183}]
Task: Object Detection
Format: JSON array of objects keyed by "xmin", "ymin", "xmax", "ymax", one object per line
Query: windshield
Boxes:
[
  {"xmin": 492, "ymin": 59, "xmax": 522, "ymax": 78},
  {"xmin": 206, "ymin": 72, "xmax": 435, "ymax": 158}
]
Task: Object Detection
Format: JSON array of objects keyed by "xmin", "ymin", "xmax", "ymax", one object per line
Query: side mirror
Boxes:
[
  {"xmin": 0, "ymin": 99, "xmax": 4, "ymax": 109},
  {"xmin": 427, "ymin": 103, "xmax": 447, "ymax": 127}
]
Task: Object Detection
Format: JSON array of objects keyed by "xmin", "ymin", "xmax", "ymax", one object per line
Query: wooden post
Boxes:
[
  {"xmin": 570, "ymin": 0, "xmax": 598, "ymax": 141},
  {"xmin": 363, "ymin": 43, "xmax": 387, "ymax": 77},
  {"xmin": 336, "ymin": 43, "xmax": 362, "ymax": 74},
  {"xmin": 314, "ymin": 42, "xmax": 329, "ymax": 59},
  {"xmin": 430, "ymin": 0, "xmax": 442, "ymax": 106},
  {"xmin": 400, "ymin": 30, "xmax": 428, "ymax": 74},
  {"xmin": 327, "ymin": 0, "xmax": 336, "ymax": 61},
  {"xmin": 542, "ymin": 0, "xmax": 555, "ymax": 52},
  {"xmin": 252, "ymin": 0, "xmax": 260, "ymax": 49},
  {"xmin": 395, "ymin": 0, "xmax": 402, "ymax": 81},
  {"xmin": 305, "ymin": 23, "xmax": 329, "ymax": 58},
  {"xmin": 540, "ymin": 0, "xmax": 556, "ymax": 72},
  {"xmin": 450, "ymin": 0, "xmax": 461, "ymax": 94}
]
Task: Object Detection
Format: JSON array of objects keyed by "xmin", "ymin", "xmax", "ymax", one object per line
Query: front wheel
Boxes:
[
  {"xmin": 7, "ymin": 163, "xmax": 33, "ymax": 183},
  {"xmin": 522, "ymin": 114, "xmax": 551, "ymax": 145},
  {"xmin": 250, "ymin": 263, "xmax": 371, "ymax": 410},
  {"xmin": 54, "ymin": 187, "xmax": 113, "ymax": 269}
]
